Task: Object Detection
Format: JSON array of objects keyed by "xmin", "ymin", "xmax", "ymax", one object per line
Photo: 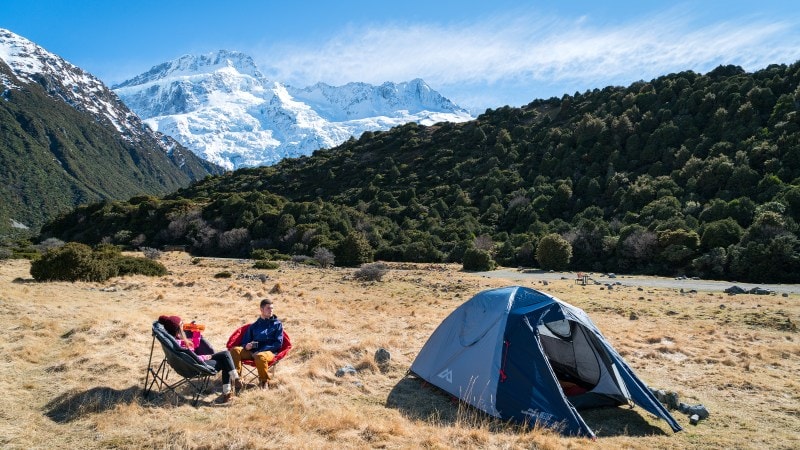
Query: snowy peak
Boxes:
[
  {"xmin": 113, "ymin": 50, "xmax": 269, "ymax": 118},
  {"xmin": 113, "ymin": 50, "xmax": 265, "ymax": 89},
  {"xmin": 113, "ymin": 50, "xmax": 473, "ymax": 170},
  {"xmin": 288, "ymin": 78, "xmax": 469, "ymax": 121},
  {"xmin": 0, "ymin": 28, "xmax": 136, "ymax": 134}
]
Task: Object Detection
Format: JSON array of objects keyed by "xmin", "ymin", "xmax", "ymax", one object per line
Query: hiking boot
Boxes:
[
  {"xmin": 234, "ymin": 379, "xmax": 244, "ymax": 393},
  {"xmin": 258, "ymin": 381, "xmax": 268, "ymax": 390},
  {"xmin": 216, "ymin": 392, "xmax": 233, "ymax": 404}
]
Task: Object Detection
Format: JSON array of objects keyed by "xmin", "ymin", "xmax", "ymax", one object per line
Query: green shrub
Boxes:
[
  {"xmin": 214, "ymin": 271, "xmax": 233, "ymax": 278},
  {"xmin": 536, "ymin": 234, "xmax": 572, "ymax": 270},
  {"xmin": 253, "ymin": 260, "xmax": 280, "ymax": 270},
  {"xmin": 30, "ymin": 242, "xmax": 117, "ymax": 282},
  {"xmin": 462, "ymin": 248, "xmax": 496, "ymax": 271},
  {"xmin": 116, "ymin": 256, "xmax": 168, "ymax": 276},
  {"xmin": 29, "ymin": 242, "xmax": 167, "ymax": 281},
  {"xmin": 191, "ymin": 258, "xmax": 202, "ymax": 265},
  {"xmin": 250, "ymin": 248, "xmax": 272, "ymax": 260},
  {"xmin": 336, "ymin": 232, "xmax": 374, "ymax": 267}
]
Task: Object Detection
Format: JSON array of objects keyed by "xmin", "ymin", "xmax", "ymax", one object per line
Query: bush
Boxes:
[
  {"xmin": 35, "ymin": 238, "xmax": 65, "ymax": 253},
  {"xmin": 140, "ymin": 247, "xmax": 163, "ymax": 260},
  {"xmin": 250, "ymin": 248, "xmax": 272, "ymax": 260},
  {"xmin": 291, "ymin": 254, "xmax": 316, "ymax": 265},
  {"xmin": 253, "ymin": 260, "xmax": 280, "ymax": 270},
  {"xmin": 213, "ymin": 271, "xmax": 232, "ymax": 278},
  {"xmin": 313, "ymin": 247, "xmax": 335, "ymax": 268},
  {"xmin": 116, "ymin": 256, "xmax": 168, "ymax": 276},
  {"xmin": 336, "ymin": 232, "xmax": 374, "ymax": 267},
  {"xmin": 29, "ymin": 242, "xmax": 168, "ymax": 282},
  {"xmin": 30, "ymin": 243, "xmax": 116, "ymax": 282},
  {"xmin": 536, "ymin": 234, "xmax": 572, "ymax": 270},
  {"xmin": 353, "ymin": 262, "xmax": 389, "ymax": 281},
  {"xmin": 462, "ymin": 248, "xmax": 496, "ymax": 271},
  {"xmin": 0, "ymin": 248, "xmax": 12, "ymax": 260}
]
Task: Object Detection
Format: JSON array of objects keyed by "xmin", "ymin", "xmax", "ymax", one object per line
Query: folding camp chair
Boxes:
[
  {"xmin": 143, "ymin": 321, "xmax": 218, "ymax": 406},
  {"xmin": 226, "ymin": 325, "xmax": 292, "ymax": 386}
]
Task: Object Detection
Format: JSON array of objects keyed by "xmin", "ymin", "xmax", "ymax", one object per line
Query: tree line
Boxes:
[{"xmin": 39, "ymin": 62, "xmax": 800, "ymax": 282}]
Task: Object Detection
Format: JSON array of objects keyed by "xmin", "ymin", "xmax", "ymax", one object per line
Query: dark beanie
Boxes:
[{"xmin": 158, "ymin": 315, "xmax": 182, "ymax": 336}]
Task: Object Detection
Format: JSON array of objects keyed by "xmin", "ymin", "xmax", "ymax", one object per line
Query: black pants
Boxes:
[{"xmin": 205, "ymin": 350, "xmax": 235, "ymax": 384}]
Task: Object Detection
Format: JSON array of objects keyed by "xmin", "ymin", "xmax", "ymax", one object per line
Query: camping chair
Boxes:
[
  {"xmin": 226, "ymin": 325, "xmax": 292, "ymax": 387},
  {"xmin": 143, "ymin": 321, "xmax": 218, "ymax": 406}
]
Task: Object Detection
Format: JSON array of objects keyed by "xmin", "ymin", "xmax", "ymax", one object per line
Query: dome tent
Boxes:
[{"xmin": 410, "ymin": 286, "xmax": 682, "ymax": 437}]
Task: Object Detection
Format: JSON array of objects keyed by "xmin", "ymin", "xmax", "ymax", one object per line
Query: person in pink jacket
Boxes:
[{"xmin": 158, "ymin": 315, "xmax": 240, "ymax": 403}]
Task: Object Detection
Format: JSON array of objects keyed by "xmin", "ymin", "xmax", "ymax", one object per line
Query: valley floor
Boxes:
[{"xmin": 0, "ymin": 254, "xmax": 797, "ymax": 449}]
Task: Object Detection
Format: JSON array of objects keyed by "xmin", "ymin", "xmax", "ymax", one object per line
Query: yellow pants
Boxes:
[{"xmin": 230, "ymin": 347, "xmax": 275, "ymax": 382}]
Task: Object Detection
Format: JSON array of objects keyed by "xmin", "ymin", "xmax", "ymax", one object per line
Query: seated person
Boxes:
[
  {"xmin": 158, "ymin": 315, "xmax": 240, "ymax": 403},
  {"xmin": 230, "ymin": 299, "xmax": 283, "ymax": 390}
]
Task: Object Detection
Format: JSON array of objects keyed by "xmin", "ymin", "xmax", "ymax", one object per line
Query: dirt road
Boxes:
[{"xmin": 476, "ymin": 268, "xmax": 800, "ymax": 295}]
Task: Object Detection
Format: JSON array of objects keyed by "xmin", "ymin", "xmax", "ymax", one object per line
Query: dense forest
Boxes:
[{"xmin": 40, "ymin": 62, "xmax": 800, "ymax": 282}]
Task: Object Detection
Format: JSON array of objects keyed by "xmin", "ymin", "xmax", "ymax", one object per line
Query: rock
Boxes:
[
  {"xmin": 629, "ymin": 312, "xmax": 639, "ymax": 320},
  {"xmin": 749, "ymin": 287, "xmax": 772, "ymax": 295},
  {"xmin": 725, "ymin": 286, "xmax": 746, "ymax": 295},
  {"xmin": 269, "ymin": 283, "xmax": 282, "ymax": 294},
  {"xmin": 689, "ymin": 414, "xmax": 700, "ymax": 425},
  {"xmin": 375, "ymin": 348, "xmax": 391, "ymax": 364},
  {"xmin": 665, "ymin": 391, "xmax": 680, "ymax": 409},
  {"xmin": 335, "ymin": 365, "xmax": 357, "ymax": 377},
  {"xmin": 686, "ymin": 404, "xmax": 709, "ymax": 419}
]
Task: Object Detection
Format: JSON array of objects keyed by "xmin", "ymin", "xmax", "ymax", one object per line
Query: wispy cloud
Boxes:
[{"xmin": 257, "ymin": 6, "xmax": 800, "ymax": 110}]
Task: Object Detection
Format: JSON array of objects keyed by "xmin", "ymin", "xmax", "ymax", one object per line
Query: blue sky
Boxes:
[{"xmin": 2, "ymin": 1, "xmax": 800, "ymax": 113}]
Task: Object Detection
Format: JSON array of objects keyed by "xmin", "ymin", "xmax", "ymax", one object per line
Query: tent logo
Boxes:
[{"xmin": 437, "ymin": 368, "xmax": 453, "ymax": 383}]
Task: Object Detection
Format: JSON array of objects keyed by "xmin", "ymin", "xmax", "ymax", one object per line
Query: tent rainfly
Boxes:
[{"xmin": 410, "ymin": 286, "xmax": 683, "ymax": 437}]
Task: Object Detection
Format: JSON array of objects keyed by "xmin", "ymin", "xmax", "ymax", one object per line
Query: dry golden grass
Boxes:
[{"xmin": 0, "ymin": 252, "xmax": 797, "ymax": 449}]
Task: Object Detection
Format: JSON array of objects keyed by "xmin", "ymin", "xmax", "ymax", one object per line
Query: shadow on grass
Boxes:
[
  {"xmin": 44, "ymin": 386, "xmax": 141, "ymax": 423},
  {"xmin": 579, "ymin": 406, "xmax": 668, "ymax": 437},
  {"xmin": 45, "ymin": 384, "xmax": 226, "ymax": 422},
  {"xmin": 387, "ymin": 375, "xmax": 669, "ymax": 437},
  {"xmin": 386, "ymin": 376, "xmax": 460, "ymax": 425}
]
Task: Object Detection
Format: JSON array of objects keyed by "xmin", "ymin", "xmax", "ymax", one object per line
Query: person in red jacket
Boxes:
[{"xmin": 230, "ymin": 298, "xmax": 284, "ymax": 390}]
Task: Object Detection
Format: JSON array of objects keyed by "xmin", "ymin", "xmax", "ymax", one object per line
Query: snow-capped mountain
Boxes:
[
  {"xmin": 0, "ymin": 28, "xmax": 220, "ymax": 232},
  {"xmin": 0, "ymin": 28, "xmax": 218, "ymax": 175},
  {"xmin": 113, "ymin": 51, "xmax": 473, "ymax": 170}
]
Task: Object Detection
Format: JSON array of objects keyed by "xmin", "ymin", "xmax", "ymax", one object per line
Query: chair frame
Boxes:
[
  {"xmin": 226, "ymin": 325, "xmax": 292, "ymax": 386},
  {"xmin": 143, "ymin": 322, "xmax": 218, "ymax": 406}
]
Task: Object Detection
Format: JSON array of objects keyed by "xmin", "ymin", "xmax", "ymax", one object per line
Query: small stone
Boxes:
[
  {"xmin": 335, "ymin": 365, "xmax": 357, "ymax": 377},
  {"xmin": 375, "ymin": 348, "xmax": 391, "ymax": 364}
]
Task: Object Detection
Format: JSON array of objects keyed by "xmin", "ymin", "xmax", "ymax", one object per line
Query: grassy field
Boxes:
[{"xmin": 0, "ymin": 253, "xmax": 797, "ymax": 449}]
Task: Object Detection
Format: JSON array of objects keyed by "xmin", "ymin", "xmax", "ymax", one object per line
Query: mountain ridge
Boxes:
[{"xmin": 0, "ymin": 28, "xmax": 221, "ymax": 233}]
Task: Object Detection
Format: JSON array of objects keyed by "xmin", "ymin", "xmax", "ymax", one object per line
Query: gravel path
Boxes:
[{"xmin": 475, "ymin": 269, "xmax": 800, "ymax": 295}]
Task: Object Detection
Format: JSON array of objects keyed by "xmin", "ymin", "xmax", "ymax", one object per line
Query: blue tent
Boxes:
[{"xmin": 410, "ymin": 286, "xmax": 682, "ymax": 437}]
